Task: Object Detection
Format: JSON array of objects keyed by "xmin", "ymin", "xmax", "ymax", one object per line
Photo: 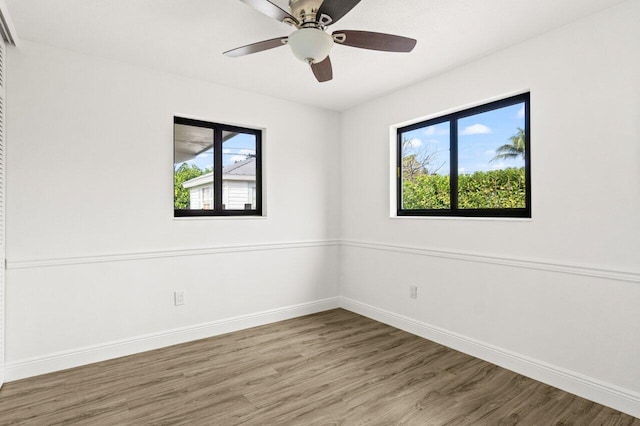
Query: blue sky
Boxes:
[
  {"xmin": 403, "ymin": 102, "xmax": 525, "ymax": 176},
  {"xmin": 177, "ymin": 133, "xmax": 257, "ymax": 171}
]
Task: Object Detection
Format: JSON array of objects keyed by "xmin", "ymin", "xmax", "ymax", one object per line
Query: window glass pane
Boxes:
[
  {"xmin": 400, "ymin": 122, "xmax": 451, "ymax": 210},
  {"xmin": 457, "ymin": 103, "xmax": 526, "ymax": 209},
  {"xmin": 222, "ymin": 131, "xmax": 257, "ymax": 210},
  {"xmin": 174, "ymin": 123, "xmax": 214, "ymax": 210}
]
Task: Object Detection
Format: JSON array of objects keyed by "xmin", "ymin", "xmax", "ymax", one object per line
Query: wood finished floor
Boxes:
[{"xmin": 1, "ymin": 309, "xmax": 638, "ymax": 425}]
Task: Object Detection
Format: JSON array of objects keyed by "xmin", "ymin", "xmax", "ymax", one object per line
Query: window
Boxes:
[
  {"xmin": 397, "ymin": 93, "xmax": 530, "ymax": 218},
  {"xmin": 174, "ymin": 117, "xmax": 262, "ymax": 217}
]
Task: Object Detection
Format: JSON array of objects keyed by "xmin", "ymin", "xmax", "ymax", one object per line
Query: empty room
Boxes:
[{"xmin": 0, "ymin": 0, "xmax": 638, "ymax": 424}]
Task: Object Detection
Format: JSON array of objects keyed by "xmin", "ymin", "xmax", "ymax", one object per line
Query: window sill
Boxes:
[
  {"xmin": 389, "ymin": 215, "xmax": 532, "ymax": 222},
  {"xmin": 173, "ymin": 215, "xmax": 267, "ymax": 221}
]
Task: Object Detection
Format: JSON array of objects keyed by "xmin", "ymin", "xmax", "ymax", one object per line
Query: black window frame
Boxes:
[
  {"xmin": 174, "ymin": 116, "xmax": 263, "ymax": 217},
  {"xmin": 397, "ymin": 93, "xmax": 531, "ymax": 218}
]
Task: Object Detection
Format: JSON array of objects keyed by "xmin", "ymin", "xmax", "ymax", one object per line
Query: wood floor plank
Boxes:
[{"xmin": 1, "ymin": 309, "xmax": 638, "ymax": 425}]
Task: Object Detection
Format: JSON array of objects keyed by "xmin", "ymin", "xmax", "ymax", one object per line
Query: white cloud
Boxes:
[
  {"xmin": 228, "ymin": 155, "xmax": 247, "ymax": 163},
  {"xmin": 458, "ymin": 167, "xmax": 466, "ymax": 174},
  {"xmin": 424, "ymin": 126, "xmax": 449, "ymax": 136},
  {"xmin": 460, "ymin": 124, "xmax": 491, "ymax": 136},
  {"xmin": 484, "ymin": 149, "xmax": 496, "ymax": 157},
  {"xmin": 408, "ymin": 138, "xmax": 422, "ymax": 148},
  {"xmin": 423, "ymin": 126, "xmax": 436, "ymax": 136},
  {"xmin": 491, "ymin": 162, "xmax": 506, "ymax": 170},
  {"xmin": 517, "ymin": 105, "xmax": 525, "ymax": 119}
]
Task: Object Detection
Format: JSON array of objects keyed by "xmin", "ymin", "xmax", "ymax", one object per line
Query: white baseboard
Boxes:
[
  {"xmin": 5, "ymin": 297, "xmax": 340, "ymax": 382},
  {"xmin": 339, "ymin": 296, "xmax": 640, "ymax": 419}
]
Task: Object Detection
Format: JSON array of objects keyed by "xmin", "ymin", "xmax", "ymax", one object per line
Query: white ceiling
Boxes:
[{"xmin": 5, "ymin": 0, "xmax": 627, "ymax": 111}]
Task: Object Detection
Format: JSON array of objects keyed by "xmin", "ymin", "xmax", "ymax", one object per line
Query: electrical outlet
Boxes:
[
  {"xmin": 410, "ymin": 285, "xmax": 418, "ymax": 299},
  {"xmin": 174, "ymin": 290, "xmax": 185, "ymax": 306}
]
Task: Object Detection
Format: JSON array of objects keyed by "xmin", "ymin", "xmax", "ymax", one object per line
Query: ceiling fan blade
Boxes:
[
  {"xmin": 223, "ymin": 37, "xmax": 288, "ymax": 57},
  {"xmin": 333, "ymin": 30, "xmax": 417, "ymax": 52},
  {"xmin": 239, "ymin": 0, "xmax": 299, "ymax": 25},
  {"xmin": 311, "ymin": 56, "xmax": 333, "ymax": 82},
  {"xmin": 317, "ymin": 0, "xmax": 361, "ymax": 26}
]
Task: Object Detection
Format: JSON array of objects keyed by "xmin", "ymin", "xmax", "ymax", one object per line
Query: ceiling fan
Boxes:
[{"xmin": 224, "ymin": 0, "xmax": 417, "ymax": 82}]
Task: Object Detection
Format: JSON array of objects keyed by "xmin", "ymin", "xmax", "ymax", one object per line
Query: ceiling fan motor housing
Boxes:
[{"xmin": 288, "ymin": 0, "xmax": 325, "ymax": 24}]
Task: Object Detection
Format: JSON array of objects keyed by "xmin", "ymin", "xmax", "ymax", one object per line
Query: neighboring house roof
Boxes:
[
  {"xmin": 182, "ymin": 172, "xmax": 213, "ymax": 189},
  {"xmin": 182, "ymin": 157, "xmax": 256, "ymax": 189},
  {"xmin": 223, "ymin": 157, "xmax": 256, "ymax": 176}
]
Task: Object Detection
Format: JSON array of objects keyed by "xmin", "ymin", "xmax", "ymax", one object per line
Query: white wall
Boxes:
[
  {"xmin": 340, "ymin": 0, "xmax": 640, "ymax": 417},
  {"xmin": 5, "ymin": 41, "xmax": 341, "ymax": 376}
]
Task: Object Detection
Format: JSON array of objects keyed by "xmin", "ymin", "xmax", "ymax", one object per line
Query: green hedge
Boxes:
[{"xmin": 403, "ymin": 168, "xmax": 526, "ymax": 210}]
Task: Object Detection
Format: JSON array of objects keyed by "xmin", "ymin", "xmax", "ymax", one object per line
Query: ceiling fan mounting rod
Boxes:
[{"xmin": 288, "ymin": 0, "xmax": 327, "ymax": 28}]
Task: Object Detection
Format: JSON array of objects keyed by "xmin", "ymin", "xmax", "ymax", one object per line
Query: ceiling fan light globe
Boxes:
[{"xmin": 288, "ymin": 28, "xmax": 333, "ymax": 64}]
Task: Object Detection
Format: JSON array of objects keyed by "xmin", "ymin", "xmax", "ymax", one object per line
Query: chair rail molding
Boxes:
[
  {"xmin": 6, "ymin": 240, "xmax": 341, "ymax": 269},
  {"xmin": 341, "ymin": 240, "xmax": 640, "ymax": 283}
]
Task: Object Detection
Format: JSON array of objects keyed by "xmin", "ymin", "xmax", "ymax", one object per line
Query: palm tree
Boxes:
[{"xmin": 491, "ymin": 127, "xmax": 525, "ymax": 162}]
